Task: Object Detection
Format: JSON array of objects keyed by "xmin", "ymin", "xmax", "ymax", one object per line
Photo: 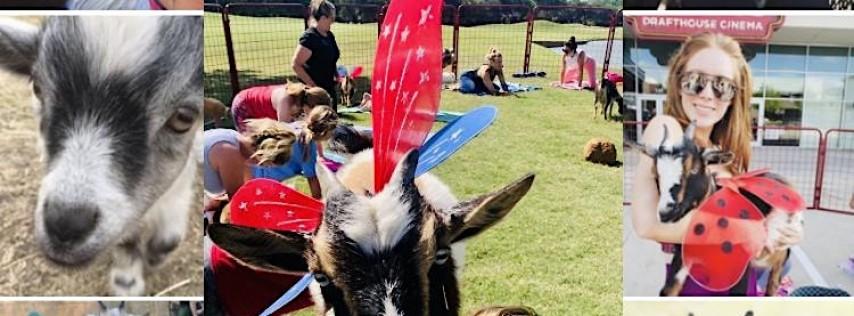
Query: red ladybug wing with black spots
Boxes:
[
  {"xmin": 682, "ymin": 186, "xmax": 768, "ymax": 291},
  {"xmin": 229, "ymin": 178, "xmax": 323, "ymax": 234},
  {"xmin": 718, "ymin": 169, "xmax": 806, "ymax": 214}
]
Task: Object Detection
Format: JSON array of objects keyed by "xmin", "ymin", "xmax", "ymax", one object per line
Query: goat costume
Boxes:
[{"xmin": 674, "ymin": 169, "xmax": 804, "ymax": 295}]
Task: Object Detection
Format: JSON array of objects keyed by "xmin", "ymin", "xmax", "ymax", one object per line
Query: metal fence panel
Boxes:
[
  {"xmin": 204, "ymin": 4, "xmax": 232, "ymax": 104},
  {"xmin": 529, "ymin": 6, "xmax": 618, "ymax": 81},
  {"xmin": 750, "ymin": 126, "xmax": 823, "ymax": 208},
  {"xmin": 456, "ymin": 5, "xmax": 532, "ymax": 75},
  {"xmin": 818, "ymin": 129, "xmax": 854, "ymax": 214}
]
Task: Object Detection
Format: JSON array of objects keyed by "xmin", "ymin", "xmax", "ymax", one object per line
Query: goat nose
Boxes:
[{"xmin": 43, "ymin": 200, "xmax": 99, "ymax": 245}]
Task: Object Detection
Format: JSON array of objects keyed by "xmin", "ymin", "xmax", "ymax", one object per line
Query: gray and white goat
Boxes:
[
  {"xmin": 210, "ymin": 149, "xmax": 536, "ymax": 315},
  {"xmin": 0, "ymin": 16, "xmax": 202, "ymax": 295}
]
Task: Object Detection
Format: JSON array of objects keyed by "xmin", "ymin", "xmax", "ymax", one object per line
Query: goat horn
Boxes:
[{"xmin": 660, "ymin": 124, "xmax": 669, "ymax": 148}]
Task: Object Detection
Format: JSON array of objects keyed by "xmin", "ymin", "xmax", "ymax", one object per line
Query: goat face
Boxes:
[
  {"xmin": 635, "ymin": 122, "xmax": 733, "ymax": 222},
  {"xmin": 210, "ymin": 150, "xmax": 535, "ymax": 315},
  {"xmin": 0, "ymin": 17, "xmax": 202, "ymax": 265}
]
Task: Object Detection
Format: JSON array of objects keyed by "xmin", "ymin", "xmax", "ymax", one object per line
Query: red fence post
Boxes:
[
  {"xmin": 813, "ymin": 130, "xmax": 827, "ymax": 210},
  {"xmin": 602, "ymin": 9, "xmax": 620, "ymax": 81},
  {"xmin": 222, "ymin": 5, "xmax": 241, "ymax": 96},
  {"xmin": 524, "ymin": 6, "xmax": 535, "ymax": 73},
  {"xmin": 453, "ymin": 5, "xmax": 461, "ymax": 80}
]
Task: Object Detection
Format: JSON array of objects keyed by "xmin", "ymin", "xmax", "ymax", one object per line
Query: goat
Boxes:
[
  {"xmin": 635, "ymin": 120, "xmax": 801, "ymax": 296},
  {"xmin": 340, "ymin": 74, "xmax": 355, "ymax": 107},
  {"xmin": 593, "ymin": 78, "xmax": 623, "ymax": 120},
  {"xmin": 210, "ymin": 149, "xmax": 536, "ymax": 315},
  {"xmin": 0, "ymin": 16, "xmax": 202, "ymax": 295}
]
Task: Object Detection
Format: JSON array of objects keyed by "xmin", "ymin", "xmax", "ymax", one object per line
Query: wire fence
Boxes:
[
  {"xmin": 623, "ymin": 122, "xmax": 854, "ymax": 215},
  {"xmin": 818, "ymin": 129, "xmax": 854, "ymax": 213},
  {"xmin": 204, "ymin": 3, "xmax": 619, "ymax": 106}
]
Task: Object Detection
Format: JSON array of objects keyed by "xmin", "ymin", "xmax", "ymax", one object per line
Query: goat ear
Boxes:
[
  {"xmin": 208, "ymin": 224, "xmax": 310, "ymax": 274},
  {"xmin": 702, "ymin": 148, "xmax": 734, "ymax": 165},
  {"xmin": 0, "ymin": 18, "xmax": 40, "ymax": 76},
  {"xmin": 316, "ymin": 157, "xmax": 345, "ymax": 198},
  {"xmin": 383, "ymin": 149, "xmax": 419, "ymax": 195},
  {"xmin": 443, "ymin": 173, "xmax": 535, "ymax": 242}
]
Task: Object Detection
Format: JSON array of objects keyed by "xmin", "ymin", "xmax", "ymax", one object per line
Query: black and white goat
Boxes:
[
  {"xmin": 0, "ymin": 16, "xmax": 202, "ymax": 295},
  {"xmin": 210, "ymin": 149, "xmax": 536, "ymax": 315},
  {"xmin": 635, "ymin": 120, "xmax": 801, "ymax": 296}
]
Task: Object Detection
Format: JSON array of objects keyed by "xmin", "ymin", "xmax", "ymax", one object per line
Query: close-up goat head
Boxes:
[
  {"xmin": 211, "ymin": 150, "xmax": 535, "ymax": 315},
  {"xmin": 0, "ymin": 16, "xmax": 201, "ymax": 294},
  {"xmin": 634, "ymin": 121, "xmax": 734, "ymax": 223}
]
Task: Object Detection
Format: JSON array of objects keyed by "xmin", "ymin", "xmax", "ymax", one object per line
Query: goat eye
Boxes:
[
  {"xmin": 435, "ymin": 248, "xmax": 451, "ymax": 265},
  {"xmin": 167, "ymin": 106, "xmax": 197, "ymax": 133},
  {"xmin": 314, "ymin": 273, "xmax": 331, "ymax": 286}
]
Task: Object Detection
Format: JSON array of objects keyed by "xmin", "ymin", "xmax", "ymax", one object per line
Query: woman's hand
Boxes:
[
  {"xmin": 204, "ymin": 193, "xmax": 228, "ymax": 214},
  {"xmin": 764, "ymin": 210, "xmax": 804, "ymax": 252}
]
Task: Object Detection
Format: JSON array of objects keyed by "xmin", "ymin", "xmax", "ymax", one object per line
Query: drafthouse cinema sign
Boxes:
[{"xmin": 626, "ymin": 16, "xmax": 785, "ymax": 43}]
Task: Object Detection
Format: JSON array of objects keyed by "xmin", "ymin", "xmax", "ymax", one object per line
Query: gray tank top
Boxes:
[{"xmin": 204, "ymin": 129, "xmax": 241, "ymax": 195}]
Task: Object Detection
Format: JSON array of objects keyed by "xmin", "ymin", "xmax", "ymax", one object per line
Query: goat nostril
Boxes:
[{"xmin": 44, "ymin": 201, "xmax": 99, "ymax": 245}]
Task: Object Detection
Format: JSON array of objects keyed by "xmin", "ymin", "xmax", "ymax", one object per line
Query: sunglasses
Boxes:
[{"xmin": 679, "ymin": 71, "xmax": 738, "ymax": 101}]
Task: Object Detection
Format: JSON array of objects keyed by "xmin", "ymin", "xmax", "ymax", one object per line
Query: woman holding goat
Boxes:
[{"xmin": 630, "ymin": 33, "xmax": 803, "ymax": 296}]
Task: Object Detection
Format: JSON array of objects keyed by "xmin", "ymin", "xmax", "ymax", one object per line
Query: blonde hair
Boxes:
[
  {"xmin": 664, "ymin": 33, "xmax": 752, "ymax": 175},
  {"xmin": 299, "ymin": 105, "xmax": 338, "ymax": 160},
  {"xmin": 285, "ymin": 82, "xmax": 332, "ymax": 109},
  {"xmin": 484, "ymin": 47, "xmax": 503, "ymax": 64},
  {"xmin": 244, "ymin": 119, "xmax": 297, "ymax": 166}
]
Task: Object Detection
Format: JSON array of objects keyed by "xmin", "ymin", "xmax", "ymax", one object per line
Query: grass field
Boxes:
[{"xmin": 205, "ymin": 13, "xmax": 623, "ymax": 315}]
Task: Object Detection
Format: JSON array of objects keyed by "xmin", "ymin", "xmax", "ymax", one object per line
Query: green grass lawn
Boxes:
[{"xmin": 205, "ymin": 13, "xmax": 623, "ymax": 315}]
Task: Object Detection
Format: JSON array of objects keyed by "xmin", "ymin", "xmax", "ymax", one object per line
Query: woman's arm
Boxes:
[
  {"xmin": 210, "ymin": 143, "xmax": 251, "ymax": 198},
  {"xmin": 292, "ymin": 45, "xmax": 316, "ymax": 87},
  {"xmin": 559, "ymin": 55, "xmax": 566, "ymax": 83},
  {"xmin": 577, "ymin": 51, "xmax": 586, "ymax": 83},
  {"xmin": 497, "ymin": 70, "xmax": 509, "ymax": 92},
  {"xmin": 307, "ymin": 177, "xmax": 322, "ymax": 199},
  {"xmin": 631, "ymin": 116, "xmax": 694, "ymax": 243},
  {"xmin": 274, "ymin": 92, "xmax": 295, "ymax": 123},
  {"xmin": 478, "ymin": 66, "xmax": 499, "ymax": 95}
]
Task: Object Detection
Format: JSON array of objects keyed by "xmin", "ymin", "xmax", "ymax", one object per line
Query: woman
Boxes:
[
  {"xmin": 557, "ymin": 36, "xmax": 597, "ymax": 90},
  {"xmin": 630, "ymin": 33, "xmax": 802, "ymax": 296},
  {"xmin": 203, "ymin": 119, "xmax": 297, "ymax": 207},
  {"xmin": 252, "ymin": 105, "xmax": 339, "ymax": 199},
  {"xmin": 292, "ymin": 0, "xmax": 341, "ymax": 111},
  {"xmin": 230, "ymin": 82, "xmax": 331, "ymax": 133},
  {"xmin": 458, "ymin": 48, "xmax": 510, "ymax": 96}
]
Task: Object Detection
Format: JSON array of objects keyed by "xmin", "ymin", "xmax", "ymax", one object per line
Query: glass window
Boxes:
[
  {"xmin": 846, "ymin": 74, "xmax": 854, "ymax": 101},
  {"xmin": 624, "ymin": 66, "xmax": 637, "ymax": 93},
  {"xmin": 807, "ymin": 47, "xmax": 848, "ymax": 73},
  {"xmin": 768, "ymin": 45, "xmax": 806, "ymax": 72},
  {"xmin": 848, "ymin": 48, "xmax": 854, "ymax": 73},
  {"xmin": 762, "ymin": 99, "xmax": 803, "ymax": 146},
  {"xmin": 634, "ymin": 40, "xmax": 680, "ymax": 68},
  {"xmin": 805, "ymin": 73, "xmax": 845, "ymax": 102},
  {"xmin": 639, "ymin": 69, "xmax": 667, "ymax": 94},
  {"xmin": 843, "ymin": 101, "xmax": 854, "ymax": 130},
  {"xmin": 765, "ymin": 72, "xmax": 805, "ymax": 99},
  {"xmin": 803, "ymin": 101, "xmax": 843, "ymax": 134},
  {"xmin": 743, "ymin": 43, "xmax": 767, "ymax": 71},
  {"xmin": 752, "ymin": 71, "xmax": 765, "ymax": 98},
  {"xmin": 624, "ymin": 40, "xmax": 634, "ymax": 66}
]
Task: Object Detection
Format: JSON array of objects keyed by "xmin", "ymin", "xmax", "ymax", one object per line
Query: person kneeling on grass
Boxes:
[
  {"xmin": 230, "ymin": 82, "xmax": 331, "ymax": 133},
  {"xmin": 458, "ymin": 48, "xmax": 510, "ymax": 96}
]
